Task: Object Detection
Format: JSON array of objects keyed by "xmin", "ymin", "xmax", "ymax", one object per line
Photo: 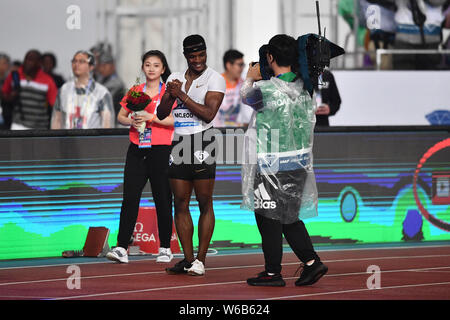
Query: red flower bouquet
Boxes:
[
  {"xmin": 126, "ymin": 85, "xmax": 152, "ymax": 112},
  {"xmin": 125, "ymin": 84, "xmax": 152, "ymax": 133}
]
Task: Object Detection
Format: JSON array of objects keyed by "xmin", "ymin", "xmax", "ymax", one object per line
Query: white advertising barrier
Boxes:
[{"xmin": 330, "ymin": 71, "xmax": 450, "ymax": 126}]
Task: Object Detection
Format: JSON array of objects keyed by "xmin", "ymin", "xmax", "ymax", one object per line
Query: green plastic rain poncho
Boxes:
[{"xmin": 240, "ymin": 72, "xmax": 319, "ymax": 224}]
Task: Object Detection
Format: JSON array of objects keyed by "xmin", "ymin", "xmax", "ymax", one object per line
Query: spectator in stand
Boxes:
[
  {"xmin": 0, "ymin": 53, "xmax": 12, "ymax": 129},
  {"xmin": 359, "ymin": 0, "xmax": 397, "ymax": 68},
  {"xmin": 315, "ymin": 69, "xmax": 342, "ymax": 127},
  {"xmin": 393, "ymin": 0, "xmax": 448, "ymax": 70},
  {"xmin": 361, "ymin": 0, "xmax": 397, "ymax": 49},
  {"xmin": 90, "ymin": 42, "xmax": 112, "ymax": 82},
  {"xmin": 442, "ymin": 2, "xmax": 450, "ymax": 68},
  {"xmin": 0, "ymin": 53, "xmax": 10, "ymax": 89},
  {"xmin": 51, "ymin": 50, "xmax": 114, "ymax": 129},
  {"xmin": 445, "ymin": 1, "xmax": 450, "ymax": 27},
  {"xmin": 212, "ymin": 49, "xmax": 253, "ymax": 128},
  {"xmin": 42, "ymin": 52, "xmax": 65, "ymax": 89},
  {"xmin": 98, "ymin": 51, "xmax": 126, "ymax": 127},
  {"xmin": 1, "ymin": 50, "xmax": 57, "ymax": 130},
  {"xmin": 11, "ymin": 61, "xmax": 21, "ymax": 72}
]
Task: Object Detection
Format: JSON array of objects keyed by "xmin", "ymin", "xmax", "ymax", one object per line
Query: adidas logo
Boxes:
[{"xmin": 254, "ymin": 183, "xmax": 277, "ymax": 209}]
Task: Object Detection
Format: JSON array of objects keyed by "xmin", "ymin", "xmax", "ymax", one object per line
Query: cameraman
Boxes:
[{"xmin": 240, "ymin": 34, "xmax": 327, "ymax": 287}]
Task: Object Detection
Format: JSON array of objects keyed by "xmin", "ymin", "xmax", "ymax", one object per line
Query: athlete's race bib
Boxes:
[{"xmin": 173, "ymin": 103, "xmax": 200, "ymax": 128}]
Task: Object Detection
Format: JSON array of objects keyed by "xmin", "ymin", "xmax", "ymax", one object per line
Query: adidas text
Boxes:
[{"xmin": 254, "ymin": 199, "xmax": 277, "ymax": 209}]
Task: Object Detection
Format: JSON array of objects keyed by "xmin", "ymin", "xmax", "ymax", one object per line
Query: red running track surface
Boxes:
[{"xmin": 0, "ymin": 245, "xmax": 449, "ymax": 301}]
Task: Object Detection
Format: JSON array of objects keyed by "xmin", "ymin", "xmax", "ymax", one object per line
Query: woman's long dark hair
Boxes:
[{"xmin": 141, "ymin": 50, "xmax": 171, "ymax": 82}]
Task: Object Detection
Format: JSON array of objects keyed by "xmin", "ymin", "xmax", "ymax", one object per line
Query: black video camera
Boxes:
[
  {"xmin": 298, "ymin": 32, "xmax": 344, "ymax": 95},
  {"xmin": 255, "ymin": 1, "xmax": 344, "ymax": 96},
  {"xmin": 257, "ymin": 44, "xmax": 273, "ymax": 80},
  {"xmin": 303, "ymin": 34, "xmax": 331, "ymax": 92}
]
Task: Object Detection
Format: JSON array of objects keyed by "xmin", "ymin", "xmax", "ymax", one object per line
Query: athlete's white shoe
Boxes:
[
  {"xmin": 106, "ymin": 247, "xmax": 129, "ymax": 263},
  {"xmin": 156, "ymin": 247, "xmax": 173, "ymax": 263},
  {"xmin": 187, "ymin": 259, "xmax": 205, "ymax": 276}
]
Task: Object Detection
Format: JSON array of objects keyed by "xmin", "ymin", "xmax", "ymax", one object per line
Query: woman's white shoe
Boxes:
[
  {"xmin": 156, "ymin": 247, "xmax": 173, "ymax": 263},
  {"xmin": 106, "ymin": 247, "xmax": 129, "ymax": 263}
]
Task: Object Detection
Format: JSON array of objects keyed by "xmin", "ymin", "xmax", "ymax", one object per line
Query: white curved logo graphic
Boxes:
[
  {"xmin": 254, "ymin": 183, "xmax": 277, "ymax": 209},
  {"xmin": 134, "ymin": 222, "xmax": 144, "ymax": 233},
  {"xmin": 366, "ymin": 5, "xmax": 381, "ymax": 30}
]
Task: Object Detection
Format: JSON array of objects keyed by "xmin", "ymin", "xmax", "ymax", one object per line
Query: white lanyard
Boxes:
[{"xmin": 72, "ymin": 79, "xmax": 93, "ymax": 112}]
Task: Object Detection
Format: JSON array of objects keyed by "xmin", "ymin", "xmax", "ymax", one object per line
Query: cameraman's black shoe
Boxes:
[
  {"xmin": 247, "ymin": 271, "xmax": 286, "ymax": 287},
  {"xmin": 295, "ymin": 260, "xmax": 328, "ymax": 286}
]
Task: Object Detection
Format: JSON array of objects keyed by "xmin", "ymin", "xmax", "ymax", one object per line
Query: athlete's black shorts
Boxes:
[
  {"xmin": 254, "ymin": 168, "xmax": 307, "ymax": 222},
  {"xmin": 169, "ymin": 128, "xmax": 217, "ymax": 180}
]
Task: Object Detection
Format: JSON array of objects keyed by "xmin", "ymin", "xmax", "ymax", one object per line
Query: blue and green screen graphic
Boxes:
[{"xmin": 0, "ymin": 129, "xmax": 449, "ymax": 260}]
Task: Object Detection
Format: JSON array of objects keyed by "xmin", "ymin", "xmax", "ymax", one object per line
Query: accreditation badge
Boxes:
[{"xmin": 138, "ymin": 127, "xmax": 152, "ymax": 148}]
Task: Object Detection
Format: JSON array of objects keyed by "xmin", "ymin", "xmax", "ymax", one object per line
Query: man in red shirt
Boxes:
[{"xmin": 2, "ymin": 50, "xmax": 57, "ymax": 129}]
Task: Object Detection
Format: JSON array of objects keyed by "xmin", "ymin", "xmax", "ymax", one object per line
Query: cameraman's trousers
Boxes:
[{"xmin": 255, "ymin": 213, "xmax": 320, "ymax": 274}]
